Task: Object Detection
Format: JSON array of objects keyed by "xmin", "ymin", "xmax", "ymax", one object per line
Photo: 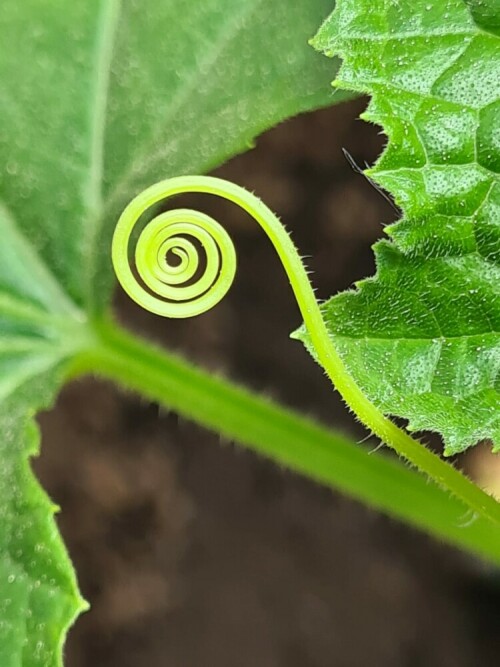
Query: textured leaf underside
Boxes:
[{"xmin": 305, "ymin": 0, "xmax": 500, "ymax": 455}]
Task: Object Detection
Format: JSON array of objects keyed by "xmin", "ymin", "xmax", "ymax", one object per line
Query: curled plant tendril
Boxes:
[
  {"xmin": 112, "ymin": 175, "xmax": 500, "ymax": 524},
  {"xmin": 112, "ymin": 176, "xmax": 319, "ymax": 324},
  {"xmin": 112, "ymin": 200, "xmax": 236, "ymax": 317}
]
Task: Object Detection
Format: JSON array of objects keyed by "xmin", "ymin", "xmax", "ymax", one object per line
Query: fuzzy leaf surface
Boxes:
[
  {"xmin": 0, "ymin": 202, "xmax": 88, "ymax": 665},
  {"xmin": 0, "ymin": 0, "xmax": 343, "ymax": 663},
  {"xmin": 304, "ymin": 0, "xmax": 500, "ymax": 454}
]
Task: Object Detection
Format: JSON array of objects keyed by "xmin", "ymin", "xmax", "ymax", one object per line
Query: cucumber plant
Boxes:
[{"xmin": 0, "ymin": 0, "xmax": 498, "ymax": 665}]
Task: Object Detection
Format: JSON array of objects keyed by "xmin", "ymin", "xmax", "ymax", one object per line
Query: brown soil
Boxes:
[{"xmin": 36, "ymin": 98, "xmax": 500, "ymax": 667}]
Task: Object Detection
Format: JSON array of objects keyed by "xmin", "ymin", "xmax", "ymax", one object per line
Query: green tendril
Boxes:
[{"xmin": 112, "ymin": 175, "xmax": 500, "ymax": 524}]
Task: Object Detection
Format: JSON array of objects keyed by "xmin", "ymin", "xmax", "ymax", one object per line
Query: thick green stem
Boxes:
[{"xmin": 69, "ymin": 319, "xmax": 500, "ymax": 564}]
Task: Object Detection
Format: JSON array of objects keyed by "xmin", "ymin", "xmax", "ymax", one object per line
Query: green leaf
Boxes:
[
  {"xmin": 0, "ymin": 0, "xmax": 344, "ymax": 662},
  {"xmin": 0, "ymin": 0, "xmax": 344, "ymax": 312},
  {"xmin": 0, "ymin": 380, "xmax": 88, "ymax": 667},
  {"xmin": 0, "ymin": 203, "xmax": 89, "ymax": 665},
  {"xmin": 304, "ymin": 0, "xmax": 500, "ymax": 455}
]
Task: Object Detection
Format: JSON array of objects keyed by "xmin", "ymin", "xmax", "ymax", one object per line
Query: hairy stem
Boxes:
[
  {"xmin": 69, "ymin": 319, "xmax": 500, "ymax": 563},
  {"xmin": 111, "ymin": 176, "xmax": 500, "ymax": 525}
]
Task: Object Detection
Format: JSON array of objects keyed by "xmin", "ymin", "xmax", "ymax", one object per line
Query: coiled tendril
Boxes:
[
  {"xmin": 112, "ymin": 186, "xmax": 237, "ymax": 317},
  {"xmin": 111, "ymin": 175, "xmax": 500, "ymax": 525},
  {"xmin": 112, "ymin": 176, "xmax": 314, "ymax": 321}
]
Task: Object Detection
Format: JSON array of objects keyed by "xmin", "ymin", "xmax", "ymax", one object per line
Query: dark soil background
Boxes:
[{"xmin": 36, "ymin": 98, "xmax": 500, "ymax": 666}]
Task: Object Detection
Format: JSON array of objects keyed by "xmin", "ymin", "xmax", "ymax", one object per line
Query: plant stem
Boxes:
[
  {"xmin": 69, "ymin": 319, "xmax": 500, "ymax": 564},
  {"xmin": 110, "ymin": 175, "xmax": 500, "ymax": 528}
]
